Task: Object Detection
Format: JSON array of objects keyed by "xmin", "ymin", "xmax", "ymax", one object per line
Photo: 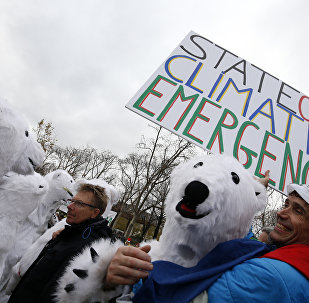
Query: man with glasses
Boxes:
[{"xmin": 8, "ymin": 183, "xmax": 114, "ymax": 303}]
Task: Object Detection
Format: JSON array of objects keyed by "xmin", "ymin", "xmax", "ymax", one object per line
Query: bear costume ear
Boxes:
[
  {"xmin": 109, "ymin": 185, "xmax": 120, "ymax": 205},
  {"xmin": 90, "ymin": 247, "xmax": 99, "ymax": 263},
  {"xmin": 52, "ymin": 171, "xmax": 60, "ymax": 180},
  {"xmin": 73, "ymin": 269, "xmax": 88, "ymax": 279}
]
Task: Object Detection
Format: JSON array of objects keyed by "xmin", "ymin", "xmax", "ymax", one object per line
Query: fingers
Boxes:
[
  {"xmin": 105, "ymin": 245, "xmax": 153, "ymax": 287},
  {"xmin": 115, "ymin": 246, "xmax": 152, "ymax": 271},
  {"xmin": 139, "ymin": 244, "xmax": 151, "ymax": 254},
  {"xmin": 107, "ymin": 262, "xmax": 149, "ymax": 284},
  {"xmin": 256, "ymin": 170, "xmax": 270, "ymax": 188},
  {"xmin": 261, "ymin": 170, "xmax": 270, "ymax": 188},
  {"xmin": 52, "ymin": 228, "xmax": 64, "ymax": 239}
]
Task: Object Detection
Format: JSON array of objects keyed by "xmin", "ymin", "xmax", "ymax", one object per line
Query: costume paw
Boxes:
[{"xmin": 54, "ymin": 238, "xmax": 123, "ymax": 303}]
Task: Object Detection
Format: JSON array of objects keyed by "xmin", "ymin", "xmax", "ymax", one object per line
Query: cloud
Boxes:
[{"xmin": 0, "ymin": 0, "xmax": 308, "ymax": 156}]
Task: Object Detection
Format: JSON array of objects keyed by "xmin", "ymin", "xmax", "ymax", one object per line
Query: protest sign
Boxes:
[{"xmin": 126, "ymin": 31, "xmax": 309, "ymax": 194}]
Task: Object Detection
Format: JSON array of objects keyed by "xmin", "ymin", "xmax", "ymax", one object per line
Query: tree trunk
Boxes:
[
  {"xmin": 124, "ymin": 214, "xmax": 137, "ymax": 239},
  {"xmin": 140, "ymin": 207, "xmax": 155, "ymax": 241},
  {"xmin": 153, "ymin": 211, "xmax": 164, "ymax": 240},
  {"xmin": 110, "ymin": 211, "xmax": 123, "ymax": 229}
]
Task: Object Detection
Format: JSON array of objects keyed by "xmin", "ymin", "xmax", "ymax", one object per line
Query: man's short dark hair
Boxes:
[{"xmin": 78, "ymin": 183, "xmax": 108, "ymax": 216}]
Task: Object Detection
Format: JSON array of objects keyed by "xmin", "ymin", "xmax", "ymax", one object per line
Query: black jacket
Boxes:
[{"xmin": 8, "ymin": 217, "xmax": 114, "ymax": 303}]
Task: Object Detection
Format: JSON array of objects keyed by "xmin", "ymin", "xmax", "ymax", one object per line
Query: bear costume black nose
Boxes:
[{"xmin": 183, "ymin": 181, "xmax": 209, "ymax": 207}]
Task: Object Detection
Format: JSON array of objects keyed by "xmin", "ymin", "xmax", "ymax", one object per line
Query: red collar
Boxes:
[{"xmin": 261, "ymin": 244, "xmax": 309, "ymax": 279}]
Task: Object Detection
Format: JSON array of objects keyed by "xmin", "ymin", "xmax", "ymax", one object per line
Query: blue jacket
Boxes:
[
  {"xmin": 207, "ymin": 257, "xmax": 308, "ymax": 303},
  {"xmin": 133, "ymin": 239, "xmax": 272, "ymax": 303}
]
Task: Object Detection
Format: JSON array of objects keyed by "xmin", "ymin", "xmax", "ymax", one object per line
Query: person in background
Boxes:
[{"xmin": 8, "ymin": 183, "xmax": 114, "ymax": 303}]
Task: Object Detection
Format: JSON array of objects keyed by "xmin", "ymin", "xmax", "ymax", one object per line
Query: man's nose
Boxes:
[
  {"xmin": 277, "ymin": 207, "xmax": 289, "ymax": 218},
  {"xmin": 67, "ymin": 202, "xmax": 74, "ymax": 210}
]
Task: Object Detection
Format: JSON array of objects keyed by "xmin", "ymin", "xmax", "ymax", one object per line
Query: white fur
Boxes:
[
  {"xmin": 54, "ymin": 239, "xmax": 123, "ymax": 303},
  {"xmin": 147, "ymin": 154, "xmax": 267, "ymax": 267},
  {"xmin": 74, "ymin": 178, "xmax": 120, "ymax": 217},
  {"xmin": 25, "ymin": 170, "xmax": 75, "ymax": 240},
  {"xmin": 0, "ymin": 98, "xmax": 44, "ymax": 179},
  {"xmin": 53, "ymin": 154, "xmax": 267, "ymax": 303},
  {"xmin": 6, "ymin": 219, "xmax": 68, "ymax": 295},
  {"xmin": 0, "ymin": 172, "xmax": 48, "ymax": 279},
  {"xmin": 1, "ymin": 170, "xmax": 75, "ymax": 294}
]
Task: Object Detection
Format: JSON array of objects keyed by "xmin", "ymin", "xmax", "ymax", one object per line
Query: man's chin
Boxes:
[
  {"xmin": 269, "ymin": 232, "xmax": 289, "ymax": 247},
  {"xmin": 66, "ymin": 217, "xmax": 74, "ymax": 225}
]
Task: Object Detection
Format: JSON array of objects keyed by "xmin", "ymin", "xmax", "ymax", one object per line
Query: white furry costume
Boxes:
[
  {"xmin": 0, "ymin": 98, "xmax": 44, "ymax": 179},
  {"xmin": 6, "ymin": 178, "xmax": 120, "ymax": 299},
  {"xmin": 0, "ymin": 172, "xmax": 48, "ymax": 279},
  {"xmin": 52, "ymin": 154, "xmax": 267, "ymax": 303},
  {"xmin": 5, "ymin": 219, "xmax": 68, "ymax": 297},
  {"xmin": 23, "ymin": 169, "xmax": 75, "ymax": 242},
  {"xmin": 145, "ymin": 154, "xmax": 266, "ymax": 267},
  {"xmin": 0, "ymin": 170, "xmax": 75, "ymax": 296}
]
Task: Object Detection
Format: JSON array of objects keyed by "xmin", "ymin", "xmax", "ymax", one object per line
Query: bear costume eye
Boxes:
[
  {"xmin": 231, "ymin": 172, "xmax": 240, "ymax": 184},
  {"xmin": 25, "ymin": 130, "xmax": 29, "ymax": 137},
  {"xmin": 194, "ymin": 162, "xmax": 203, "ymax": 168}
]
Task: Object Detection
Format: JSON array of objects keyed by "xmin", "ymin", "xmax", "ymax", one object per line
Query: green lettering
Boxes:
[
  {"xmin": 233, "ymin": 121, "xmax": 259, "ymax": 169},
  {"xmin": 255, "ymin": 131, "xmax": 284, "ymax": 186},
  {"xmin": 133, "ymin": 75, "xmax": 177, "ymax": 117},
  {"xmin": 279, "ymin": 144, "xmax": 303, "ymax": 191},
  {"xmin": 206, "ymin": 108, "xmax": 238, "ymax": 153},
  {"xmin": 157, "ymin": 85, "xmax": 199, "ymax": 131}
]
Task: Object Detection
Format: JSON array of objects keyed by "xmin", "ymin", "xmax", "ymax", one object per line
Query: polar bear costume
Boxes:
[
  {"xmin": 0, "ymin": 170, "xmax": 75, "ymax": 296},
  {"xmin": 5, "ymin": 178, "xmax": 120, "ymax": 298},
  {"xmin": 5, "ymin": 219, "xmax": 68, "ymax": 300},
  {"xmin": 0, "ymin": 98, "xmax": 44, "ymax": 179},
  {"xmin": 0, "ymin": 172, "xmax": 48, "ymax": 279},
  {"xmin": 25, "ymin": 169, "xmax": 75, "ymax": 240},
  {"xmin": 52, "ymin": 154, "xmax": 267, "ymax": 303}
]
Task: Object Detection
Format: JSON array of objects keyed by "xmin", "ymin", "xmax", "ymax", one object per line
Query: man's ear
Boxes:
[{"xmin": 92, "ymin": 208, "xmax": 100, "ymax": 218}]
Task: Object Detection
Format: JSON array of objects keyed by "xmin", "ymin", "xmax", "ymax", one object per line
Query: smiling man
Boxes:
[
  {"xmin": 8, "ymin": 183, "xmax": 115, "ymax": 303},
  {"xmin": 204, "ymin": 183, "xmax": 309, "ymax": 302},
  {"xmin": 269, "ymin": 184, "xmax": 309, "ymax": 247}
]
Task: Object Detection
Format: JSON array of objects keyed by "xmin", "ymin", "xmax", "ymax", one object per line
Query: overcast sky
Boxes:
[{"xmin": 0, "ymin": 0, "xmax": 308, "ymax": 157}]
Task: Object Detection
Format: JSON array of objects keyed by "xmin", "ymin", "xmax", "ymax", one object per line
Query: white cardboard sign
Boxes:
[{"xmin": 126, "ymin": 31, "xmax": 309, "ymax": 194}]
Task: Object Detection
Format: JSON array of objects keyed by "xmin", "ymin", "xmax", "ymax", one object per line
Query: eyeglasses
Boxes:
[{"xmin": 67, "ymin": 199, "xmax": 99, "ymax": 210}]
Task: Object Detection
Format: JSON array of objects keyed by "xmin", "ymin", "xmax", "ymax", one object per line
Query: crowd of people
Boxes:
[{"xmin": 2, "ymin": 167, "xmax": 308, "ymax": 302}]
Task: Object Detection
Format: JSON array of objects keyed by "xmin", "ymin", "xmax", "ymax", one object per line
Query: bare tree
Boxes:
[
  {"xmin": 151, "ymin": 181, "xmax": 168, "ymax": 240},
  {"xmin": 45, "ymin": 146, "xmax": 117, "ymax": 181},
  {"xmin": 116, "ymin": 126, "xmax": 196, "ymax": 238},
  {"xmin": 79, "ymin": 149, "xmax": 117, "ymax": 180},
  {"xmin": 33, "ymin": 119, "xmax": 58, "ymax": 175},
  {"xmin": 33, "ymin": 120, "xmax": 118, "ymax": 180},
  {"xmin": 33, "ymin": 119, "xmax": 57, "ymax": 153}
]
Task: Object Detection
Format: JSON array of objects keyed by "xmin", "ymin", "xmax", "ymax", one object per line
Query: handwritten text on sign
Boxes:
[{"xmin": 126, "ymin": 31, "xmax": 309, "ymax": 194}]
